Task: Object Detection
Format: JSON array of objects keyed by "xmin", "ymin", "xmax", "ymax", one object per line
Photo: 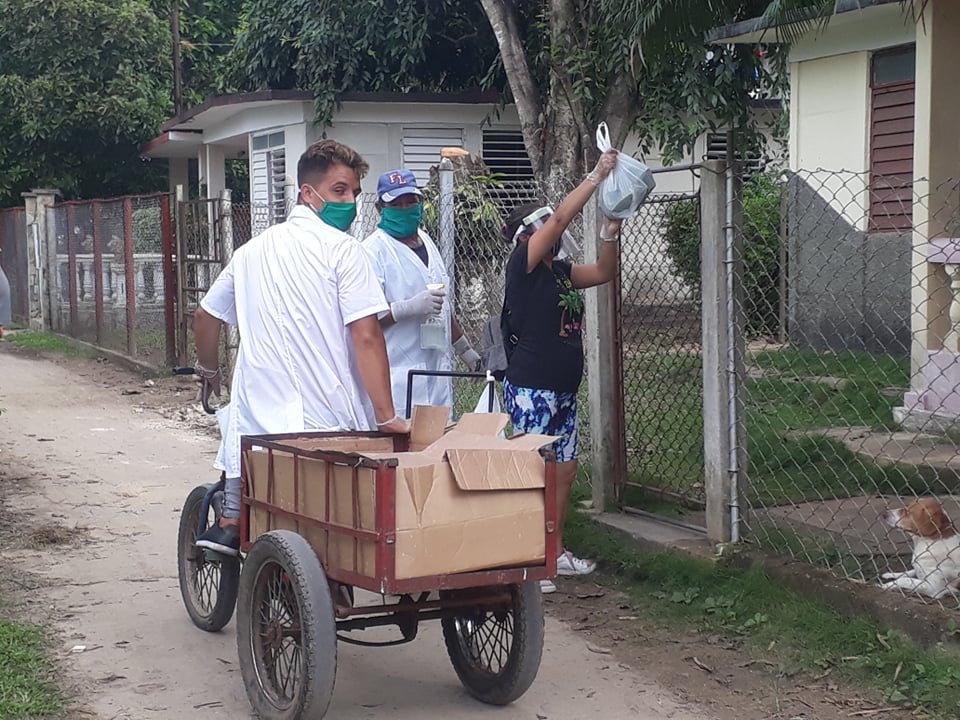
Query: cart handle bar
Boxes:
[
  {"xmin": 172, "ymin": 366, "xmax": 217, "ymax": 415},
  {"xmin": 405, "ymin": 369, "xmax": 495, "ymax": 419}
]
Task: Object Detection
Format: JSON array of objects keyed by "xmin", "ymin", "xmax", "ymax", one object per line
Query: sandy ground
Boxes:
[{"xmin": 0, "ymin": 343, "xmax": 914, "ymax": 720}]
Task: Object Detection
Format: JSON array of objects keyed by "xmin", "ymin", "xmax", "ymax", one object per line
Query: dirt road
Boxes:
[{"xmin": 0, "ymin": 347, "xmax": 713, "ymax": 720}]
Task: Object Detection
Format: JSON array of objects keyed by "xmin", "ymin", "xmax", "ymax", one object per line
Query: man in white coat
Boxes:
[
  {"xmin": 362, "ymin": 169, "xmax": 481, "ymax": 418},
  {"xmin": 191, "ymin": 140, "xmax": 409, "ymax": 556}
]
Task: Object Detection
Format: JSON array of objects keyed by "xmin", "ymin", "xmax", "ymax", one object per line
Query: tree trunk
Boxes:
[
  {"xmin": 542, "ymin": 0, "xmax": 587, "ymax": 193},
  {"xmin": 600, "ymin": 72, "xmax": 640, "ymax": 150},
  {"xmin": 480, "ymin": 0, "xmax": 641, "ymax": 189},
  {"xmin": 479, "ymin": 0, "xmax": 544, "ymax": 175}
]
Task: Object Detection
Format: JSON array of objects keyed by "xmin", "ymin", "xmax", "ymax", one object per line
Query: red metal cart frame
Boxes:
[{"xmin": 239, "ymin": 430, "xmax": 559, "ymax": 606}]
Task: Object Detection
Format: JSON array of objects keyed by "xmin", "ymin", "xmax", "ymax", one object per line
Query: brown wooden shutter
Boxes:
[{"xmin": 869, "ymin": 48, "xmax": 915, "ymax": 232}]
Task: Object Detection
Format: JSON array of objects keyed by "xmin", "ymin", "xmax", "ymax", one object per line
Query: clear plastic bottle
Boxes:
[{"xmin": 420, "ymin": 282, "xmax": 446, "ymax": 350}]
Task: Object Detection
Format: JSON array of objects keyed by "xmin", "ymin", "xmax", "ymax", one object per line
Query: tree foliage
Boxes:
[
  {"xmin": 483, "ymin": 0, "xmax": 788, "ymax": 182},
  {"xmin": 227, "ymin": 0, "xmax": 501, "ymax": 125},
  {"xmin": 169, "ymin": 0, "xmax": 245, "ymax": 105},
  {"xmin": 0, "ymin": 0, "xmax": 173, "ymax": 205}
]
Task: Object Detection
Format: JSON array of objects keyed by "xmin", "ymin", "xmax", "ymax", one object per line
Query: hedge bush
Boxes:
[{"xmin": 663, "ymin": 171, "xmax": 782, "ymax": 337}]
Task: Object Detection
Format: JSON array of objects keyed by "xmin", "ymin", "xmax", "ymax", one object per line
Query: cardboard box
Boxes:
[{"xmin": 243, "ymin": 411, "xmax": 554, "ymax": 582}]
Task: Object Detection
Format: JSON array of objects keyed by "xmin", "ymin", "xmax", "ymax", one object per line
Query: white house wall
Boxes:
[
  {"xmin": 787, "ymin": 5, "xmax": 916, "ymax": 231},
  {"xmin": 791, "ymin": 52, "xmax": 872, "ymax": 230},
  {"xmin": 788, "ymin": 3, "xmax": 915, "ymax": 63}
]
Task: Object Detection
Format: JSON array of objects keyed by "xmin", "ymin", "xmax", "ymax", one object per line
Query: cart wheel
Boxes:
[
  {"xmin": 237, "ymin": 530, "xmax": 337, "ymax": 720},
  {"xmin": 441, "ymin": 581, "xmax": 544, "ymax": 705},
  {"xmin": 177, "ymin": 484, "xmax": 240, "ymax": 632}
]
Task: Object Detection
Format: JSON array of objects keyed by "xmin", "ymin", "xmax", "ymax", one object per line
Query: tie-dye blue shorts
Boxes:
[{"xmin": 503, "ymin": 380, "xmax": 579, "ymax": 462}]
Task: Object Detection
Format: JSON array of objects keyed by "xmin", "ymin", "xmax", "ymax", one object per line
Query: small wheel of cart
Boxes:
[
  {"xmin": 441, "ymin": 581, "xmax": 545, "ymax": 705},
  {"xmin": 237, "ymin": 530, "xmax": 337, "ymax": 720},
  {"xmin": 177, "ymin": 483, "xmax": 241, "ymax": 632}
]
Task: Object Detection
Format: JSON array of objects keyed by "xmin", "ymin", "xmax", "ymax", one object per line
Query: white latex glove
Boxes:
[
  {"xmin": 600, "ymin": 216, "xmax": 623, "ymax": 242},
  {"xmin": 390, "ymin": 287, "xmax": 445, "ymax": 321},
  {"xmin": 453, "ymin": 336, "xmax": 481, "ymax": 371}
]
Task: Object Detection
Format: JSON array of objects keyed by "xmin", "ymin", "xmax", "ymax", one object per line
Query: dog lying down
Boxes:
[{"xmin": 880, "ymin": 497, "xmax": 960, "ymax": 599}]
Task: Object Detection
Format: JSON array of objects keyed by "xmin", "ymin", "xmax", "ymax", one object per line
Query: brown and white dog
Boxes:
[{"xmin": 880, "ymin": 497, "xmax": 960, "ymax": 599}]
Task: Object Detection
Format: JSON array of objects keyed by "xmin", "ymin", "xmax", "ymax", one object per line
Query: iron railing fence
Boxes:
[{"xmin": 45, "ymin": 194, "xmax": 174, "ymax": 367}]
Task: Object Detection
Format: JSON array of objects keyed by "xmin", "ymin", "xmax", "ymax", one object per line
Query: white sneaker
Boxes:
[
  {"xmin": 540, "ymin": 579, "xmax": 557, "ymax": 594},
  {"xmin": 556, "ymin": 551, "xmax": 596, "ymax": 576}
]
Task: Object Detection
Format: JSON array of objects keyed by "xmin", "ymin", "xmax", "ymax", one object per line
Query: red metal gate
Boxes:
[
  {"xmin": 175, "ymin": 198, "xmax": 226, "ymax": 365},
  {"xmin": 0, "ymin": 208, "xmax": 27, "ymax": 325}
]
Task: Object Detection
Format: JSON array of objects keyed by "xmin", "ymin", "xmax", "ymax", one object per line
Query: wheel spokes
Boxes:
[
  {"xmin": 187, "ymin": 511, "xmax": 223, "ymax": 616},
  {"xmin": 254, "ymin": 562, "xmax": 303, "ymax": 706},
  {"xmin": 458, "ymin": 606, "xmax": 514, "ymax": 674}
]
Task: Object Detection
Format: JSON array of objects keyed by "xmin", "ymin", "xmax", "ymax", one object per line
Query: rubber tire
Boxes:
[
  {"xmin": 177, "ymin": 484, "xmax": 240, "ymax": 632},
  {"xmin": 441, "ymin": 581, "xmax": 545, "ymax": 705},
  {"xmin": 237, "ymin": 530, "xmax": 337, "ymax": 720}
]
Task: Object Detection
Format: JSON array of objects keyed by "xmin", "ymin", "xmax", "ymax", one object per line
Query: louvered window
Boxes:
[
  {"xmin": 402, "ymin": 128, "xmax": 464, "ymax": 185},
  {"xmin": 482, "ymin": 129, "xmax": 534, "ymax": 182},
  {"xmin": 704, "ymin": 132, "xmax": 763, "ymax": 179},
  {"xmin": 869, "ymin": 45, "xmax": 915, "ymax": 232},
  {"xmin": 250, "ymin": 131, "xmax": 287, "ymax": 235}
]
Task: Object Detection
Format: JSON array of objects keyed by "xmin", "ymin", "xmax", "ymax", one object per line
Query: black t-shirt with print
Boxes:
[{"xmin": 503, "ymin": 242, "xmax": 584, "ymax": 393}]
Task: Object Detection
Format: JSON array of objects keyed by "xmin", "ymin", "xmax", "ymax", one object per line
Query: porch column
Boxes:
[
  {"xmin": 168, "ymin": 158, "xmax": 190, "ymax": 198},
  {"xmin": 205, "ymin": 144, "xmax": 226, "ymax": 199},
  {"xmin": 898, "ymin": 0, "xmax": 960, "ymax": 428}
]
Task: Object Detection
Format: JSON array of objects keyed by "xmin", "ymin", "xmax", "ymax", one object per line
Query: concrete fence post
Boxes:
[
  {"xmin": 701, "ymin": 160, "xmax": 746, "ymax": 544},
  {"xmin": 437, "ymin": 157, "xmax": 456, "ymax": 304},
  {"xmin": 584, "ymin": 197, "xmax": 623, "ymax": 510},
  {"xmin": 21, "ymin": 189, "xmax": 59, "ymax": 331}
]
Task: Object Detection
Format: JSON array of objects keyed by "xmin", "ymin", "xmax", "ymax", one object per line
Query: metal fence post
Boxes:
[
  {"xmin": 175, "ymin": 185, "xmax": 187, "ymax": 364},
  {"xmin": 161, "ymin": 195, "xmax": 177, "ymax": 367},
  {"xmin": 220, "ymin": 188, "xmax": 239, "ymax": 375},
  {"xmin": 92, "ymin": 201, "xmax": 104, "ymax": 346},
  {"xmin": 438, "ymin": 158, "xmax": 456, "ymax": 304},
  {"xmin": 584, "ymin": 197, "xmax": 623, "ymax": 509},
  {"xmin": 701, "ymin": 160, "xmax": 746, "ymax": 544},
  {"xmin": 123, "ymin": 197, "xmax": 137, "ymax": 357},
  {"xmin": 66, "ymin": 204, "xmax": 78, "ymax": 336}
]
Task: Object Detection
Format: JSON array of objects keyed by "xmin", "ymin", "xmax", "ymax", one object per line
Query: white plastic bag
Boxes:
[
  {"xmin": 595, "ymin": 122, "xmax": 656, "ymax": 219},
  {"xmin": 473, "ymin": 373, "xmax": 502, "ymax": 414}
]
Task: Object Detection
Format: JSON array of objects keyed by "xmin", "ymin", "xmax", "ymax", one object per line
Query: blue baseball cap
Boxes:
[{"xmin": 377, "ymin": 169, "xmax": 423, "ymax": 203}]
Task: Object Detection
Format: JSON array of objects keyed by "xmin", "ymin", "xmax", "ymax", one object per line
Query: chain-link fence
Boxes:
[
  {"xmin": 725, "ymin": 166, "xmax": 960, "ymax": 609},
  {"xmin": 46, "ymin": 194, "xmax": 174, "ymax": 367},
  {"xmin": 617, "ymin": 169, "xmax": 705, "ymax": 520},
  {"xmin": 0, "ymin": 208, "xmax": 27, "ymax": 325}
]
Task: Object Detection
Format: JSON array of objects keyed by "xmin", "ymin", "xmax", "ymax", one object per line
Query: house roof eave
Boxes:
[
  {"xmin": 705, "ymin": 0, "xmax": 902, "ymax": 44},
  {"xmin": 139, "ymin": 130, "xmax": 204, "ymax": 159}
]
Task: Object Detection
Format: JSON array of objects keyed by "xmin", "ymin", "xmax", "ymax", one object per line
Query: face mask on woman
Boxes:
[{"xmin": 379, "ymin": 204, "xmax": 423, "ymax": 238}]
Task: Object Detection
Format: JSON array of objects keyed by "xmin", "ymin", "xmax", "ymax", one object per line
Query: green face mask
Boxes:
[
  {"xmin": 378, "ymin": 204, "xmax": 423, "ymax": 239},
  {"xmin": 316, "ymin": 199, "xmax": 357, "ymax": 231}
]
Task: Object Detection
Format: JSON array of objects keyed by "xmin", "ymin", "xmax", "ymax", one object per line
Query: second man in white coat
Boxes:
[{"xmin": 363, "ymin": 169, "xmax": 481, "ymax": 418}]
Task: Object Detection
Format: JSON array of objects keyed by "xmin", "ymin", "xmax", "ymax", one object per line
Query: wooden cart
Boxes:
[{"xmin": 178, "ymin": 427, "xmax": 558, "ymax": 720}]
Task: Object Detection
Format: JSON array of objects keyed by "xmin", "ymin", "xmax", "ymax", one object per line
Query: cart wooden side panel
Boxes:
[{"xmin": 239, "ymin": 431, "xmax": 558, "ymax": 595}]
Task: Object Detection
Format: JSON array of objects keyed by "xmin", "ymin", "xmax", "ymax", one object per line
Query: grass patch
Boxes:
[
  {"xmin": 566, "ymin": 512, "xmax": 960, "ymax": 718},
  {"xmin": 3, "ymin": 331, "xmax": 90, "ymax": 358},
  {"xmin": 622, "ymin": 347, "xmax": 914, "ymax": 507},
  {"xmin": 0, "ymin": 617, "xmax": 62, "ymax": 719}
]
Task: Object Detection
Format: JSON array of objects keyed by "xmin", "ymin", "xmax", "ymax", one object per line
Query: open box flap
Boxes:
[
  {"xmin": 409, "ymin": 405, "xmax": 451, "ymax": 451},
  {"xmin": 451, "ymin": 412, "xmax": 510, "ymax": 437},
  {"xmin": 446, "ymin": 448, "xmax": 546, "ymax": 490}
]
